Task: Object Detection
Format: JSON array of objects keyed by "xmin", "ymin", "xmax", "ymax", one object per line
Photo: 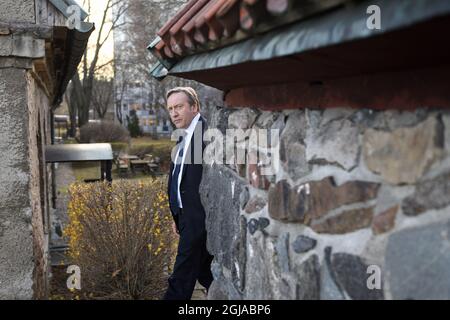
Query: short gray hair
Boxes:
[{"xmin": 166, "ymin": 87, "xmax": 200, "ymax": 110}]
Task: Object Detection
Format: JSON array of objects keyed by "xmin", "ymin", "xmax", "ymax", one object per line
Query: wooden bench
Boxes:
[
  {"xmin": 130, "ymin": 159, "xmax": 151, "ymax": 174},
  {"xmin": 116, "ymin": 158, "xmax": 130, "ymax": 176}
]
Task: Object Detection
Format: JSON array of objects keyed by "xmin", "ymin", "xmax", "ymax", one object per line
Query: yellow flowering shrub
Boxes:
[{"xmin": 64, "ymin": 177, "xmax": 177, "ymax": 299}]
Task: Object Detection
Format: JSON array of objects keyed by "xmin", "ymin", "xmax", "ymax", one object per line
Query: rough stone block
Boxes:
[
  {"xmin": 0, "ymin": 35, "xmax": 45, "ymax": 58},
  {"xmin": 443, "ymin": 113, "xmax": 450, "ymax": 152},
  {"xmin": 0, "ymin": 208, "xmax": 34, "ymax": 299},
  {"xmin": 231, "ymin": 215, "xmax": 247, "ymax": 293},
  {"xmin": 268, "ymin": 178, "xmax": 380, "ymax": 223},
  {"xmin": 245, "ymin": 236, "xmax": 274, "ymax": 299},
  {"xmin": 280, "ymin": 141, "xmax": 309, "ymax": 181},
  {"xmin": 228, "ymin": 108, "xmax": 258, "ymax": 130},
  {"xmin": 312, "ymin": 207, "xmax": 374, "ymax": 234},
  {"xmin": 275, "ymin": 233, "xmax": 290, "ymax": 273},
  {"xmin": 363, "ymin": 116, "xmax": 443, "ymax": 184},
  {"xmin": 0, "ymin": 1, "xmax": 35, "ymax": 24},
  {"xmin": 0, "ymin": 67, "xmax": 36, "ymax": 299},
  {"xmin": 254, "ymin": 111, "xmax": 280, "ymax": 129},
  {"xmin": 247, "ymin": 217, "xmax": 270, "ymax": 235},
  {"xmin": 402, "ymin": 172, "xmax": 450, "ymax": 216},
  {"xmin": 201, "ymin": 164, "xmax": 247, "ymax": 270},
  {"xmin": 248, "ymin": 218, "xmax": 259, "ymax": 235},
  {"xmin": 239, "ymin": 185, "xmax": 249, "ymax": 210},
  {"xmin": 292, "ymin": 235, "xmax": 317, "ymax": 254},
  {"xmin": 295, "ymin": 254, "xmax": 320, "ymax": 300},
  {"xmin": 351, "ymin": 109, "xmax": 428, "ymax": 130},
  {"xmin": 372, "ymin": 205, "xmax": 398, "ymax": 235},
  {"xmin": 321, "ymin": 247, "xmax": 345, "ymax": 300},
  {"xmin": 208, "ymin": 106, "xmax": 233, "ymax": 135},
  {"xmin": 246, "ymin": 151, "xmax": 271, "ymax": 190},
  {"xmin": 244, "ymin": 195, "xmax": 266, "ymax": 214},
  {"xmin": 330, "ymin": 252, "xmax": 384, "ymax": 300},
  {"xmin": 207, "ymin": 278, "xmax": 229, "ymax": 300},
  {"xmin": 279, "ymin": 111, "xmax": 309, "ymax": 180},
  {"xmin": 386, "ymin": 220, "xmax": 450, "ymax": 299},
  {"xmin": 306, "ymin": 118, "xmax": 360, "ymax": 170},
  {"xmin": 258, "ymin": 218, "xmax": 270, "ymax": 230}
]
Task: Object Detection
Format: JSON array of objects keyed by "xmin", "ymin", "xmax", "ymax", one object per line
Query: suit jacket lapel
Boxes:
[
  {"xmin": 168, "ymin": 161, "xmax": 174, "ymax": 195},
  {"xmin": 180, "ymin": 115, "xmax": 205, "ymax": 182}
]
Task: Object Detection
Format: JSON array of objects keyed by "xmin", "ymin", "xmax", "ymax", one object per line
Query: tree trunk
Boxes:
[
  {"xmin": 67, "ymin": 92, "xmax": 77, "ymax": 137},
  {"xmin": 71, "ymin": 73, "xmax": 89, "ymax": 127}
]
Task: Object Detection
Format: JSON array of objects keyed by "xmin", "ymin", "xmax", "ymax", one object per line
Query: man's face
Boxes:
[{"xmin": 167, "ymin": 92, "xmax": 198, "ymax": 129}]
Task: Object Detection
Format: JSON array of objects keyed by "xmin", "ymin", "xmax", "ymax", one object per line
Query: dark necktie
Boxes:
[{"xmin": 169, "ymin": 135, "xmax": 185, "ymax": 212}]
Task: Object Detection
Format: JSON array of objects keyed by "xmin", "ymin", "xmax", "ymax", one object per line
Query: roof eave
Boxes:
[
  {"xmin": 53, "ymin": 21, "xmax": 95, "ymax": 107},
  {"xmin": 149, "ymin": 0, "xmax": 450, "ymax": 83},
  {"xmin": 49, "ymin": 0, "xmax": 89, "ymax": 21}
]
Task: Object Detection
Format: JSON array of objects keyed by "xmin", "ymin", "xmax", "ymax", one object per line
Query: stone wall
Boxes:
[
  {"xmin": 0, "ymin": 61, "xmax": 50, "ymax": 299},
  {"xmin": 26, "ymin": 71, "xmax": 51, "ymax": 299},
  {"xmin": 201, "ymin": 106, "xmax": 450, "ymax": 300},
  {"xmin": 0, "ymin": 66, "xmax": 35, "ymax": 299},
  {"xmin": 0, "ymin": 0, "xmax": 36, "ymax": 24}
]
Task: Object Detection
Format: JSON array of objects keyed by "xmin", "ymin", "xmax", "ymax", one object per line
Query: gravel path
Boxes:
[{"xmin": 50, "ymin": 162, "xmax": 76, "ymax": 250}]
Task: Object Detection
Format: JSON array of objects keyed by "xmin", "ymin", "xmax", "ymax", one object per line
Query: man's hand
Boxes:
[{"xmin": 172, "ymin": 221, "xmax": 179, "ymax": 235}]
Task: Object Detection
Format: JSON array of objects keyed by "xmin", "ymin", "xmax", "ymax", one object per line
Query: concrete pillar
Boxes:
[{"xmin": 0, "ymin": 61, "xmax": 49, "ymax": 299}]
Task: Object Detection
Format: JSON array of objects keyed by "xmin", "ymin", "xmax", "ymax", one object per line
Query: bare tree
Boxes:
[
  {"xmin": 92, "ymin": 77, "xmax": 114, "ymax": 119},
  {"xmin": 65, "ymin": 88, "xmax": 77, "ymax": 138},
  {"xmin": 68, "ymin": 0, "xmax": 129, "ymax": 132},
  {"xmin": 118, "ymin": 0, "xmax": 197, "ymax": 102},
  {"xmin": 123, "ymin": 0, "xmax": 222, "ymax": 117},
  {"xmin": 104, "ymin": 0, "xmax": 223, "ymax": 136}
]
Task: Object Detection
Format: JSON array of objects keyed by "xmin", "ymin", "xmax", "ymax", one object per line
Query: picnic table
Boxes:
[
  {"xmin": 129, "ymin": 159, "xmax": 155, "ymax": 174},
  {"xmin": 114, "ymin": 154, "xmax": 138, "ymax": 176},
  {"xmin": 130, "ymin": 159, "xmax": 149, "ymax": 168},
  {"xmin": 115, "ymin": 154, "xmax": 161, "ymax": 176},
  {"xmin": 116, "ymin": 158, "xmax": 130, "ymax": 176}
]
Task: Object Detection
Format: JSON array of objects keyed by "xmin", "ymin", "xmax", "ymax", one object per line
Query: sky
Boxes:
[{"xmin": 75, "ymin": 0, "xmax": 115, "ymax": 75}]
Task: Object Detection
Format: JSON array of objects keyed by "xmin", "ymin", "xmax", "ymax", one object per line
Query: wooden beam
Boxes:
[
  {"xmin": 0, "ymin": 22, "xmax": 52, "ymax": 38},
  {"xmin": 224, "ymin": 66, "xmax": 450, "ymax": 110},
  {"xmin": 32, "ymin": 57, "xmax": 54, "ymax": 99},
  {"xmin": 45, "ymin": 41, "xmax": 56, "ymax": 88}
]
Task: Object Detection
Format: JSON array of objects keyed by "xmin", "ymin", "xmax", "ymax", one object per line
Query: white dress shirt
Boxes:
[{"xmin": 172, "ymin": 113, "xmax": 201, "ymax": 208}]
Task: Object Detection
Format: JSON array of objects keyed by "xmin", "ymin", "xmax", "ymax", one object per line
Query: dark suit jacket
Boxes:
[{"xmin": 168, "ymin": 115, "xmax": 207, "ymax": 226}]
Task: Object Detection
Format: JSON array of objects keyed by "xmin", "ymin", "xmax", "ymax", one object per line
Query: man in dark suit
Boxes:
[{"xmin": 163, "ymin": 87, "xmax": 214, "ymax": 300}]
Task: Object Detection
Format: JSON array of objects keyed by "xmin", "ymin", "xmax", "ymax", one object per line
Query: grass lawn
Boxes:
[
  {"xmin": 71, "ymin": 161, "xmax": 103, "ymax": 181},
  {"xmin": 55, "ymin": 126, "xmax": 67, "ymax": 139},
  {"xmin": 70, "ymin": 161, "xmax": 166, "ymax": 184},
  {"xmin": 128, "ymin": 137, "xmax": 175, "ymax": 172},
  {"xmin": 65, "ymin": 136, "xmax": 175, "ymax": 184},
  {"xmin": 129, "ymin": 137, "xmax": 175, "ymax": 156},
  {"xmin": 130, "ymin": 137, "xmax": 175, "ymax": 147}
]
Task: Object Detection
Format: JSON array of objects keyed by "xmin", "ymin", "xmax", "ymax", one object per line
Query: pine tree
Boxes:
[{"xmin": 127, "ymin": 111, "xmax": 141, "ymax": 137}]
